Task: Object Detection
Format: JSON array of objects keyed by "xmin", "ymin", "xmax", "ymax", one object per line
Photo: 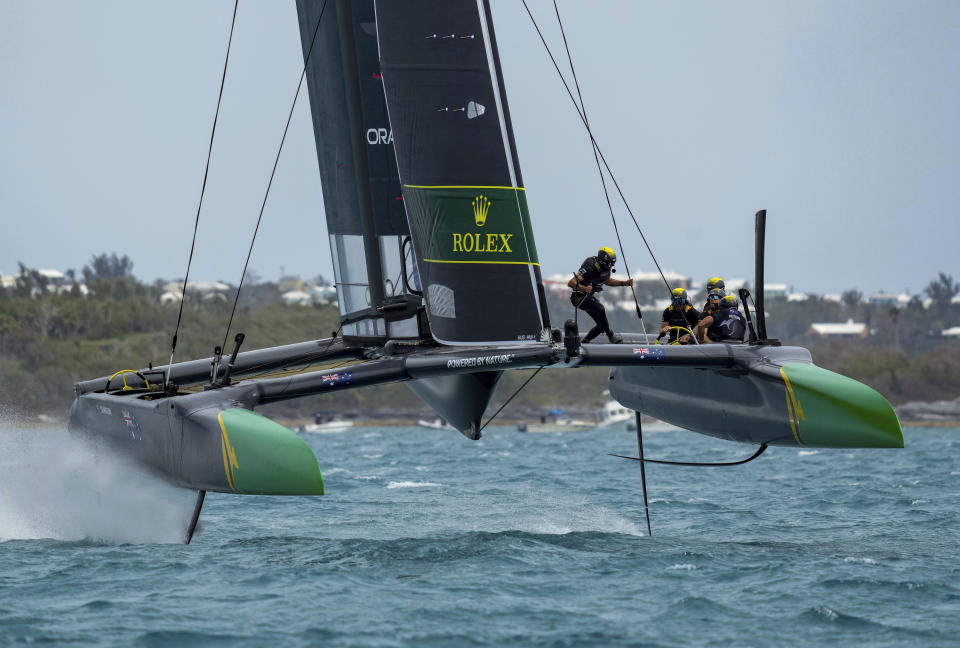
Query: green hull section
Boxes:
[
  {"xmin": 780, "ymin": 364, "xmax": 903, "ymax": 448},
  {"xmin": 609, "ymin": 345, "xmax": 904, "ymax": 449},
  {"xmin": 402, "ymin": 185, "xmax": 539, "ymax": 265},
  {"xmin": 217, "ymin": 408, "xmax": 325, "ymax": 495}
]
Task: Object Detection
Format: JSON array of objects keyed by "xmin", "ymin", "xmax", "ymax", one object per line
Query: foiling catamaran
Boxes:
[{"xmin": 68, "ymin": 0, "xmax": 903, "ymax": 542}]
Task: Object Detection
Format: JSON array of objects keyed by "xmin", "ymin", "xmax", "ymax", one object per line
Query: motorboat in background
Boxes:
[
  {"xmin": 299, "ymin": 412, "xmax": 354, "ymax": 434},
  {"xmin": 417, "ymin": 417, "xmax": 455, "ymax": 431},
  {"xmin": 517, "ymin": 409, "xmax": 594, "ymax": 433},
  {"xmin": 597, "ymin": 399, "xmax": 633, "ymax": 427}
]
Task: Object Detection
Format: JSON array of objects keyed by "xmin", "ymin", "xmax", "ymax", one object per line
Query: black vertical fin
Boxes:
[{"xmin": 185, "ymin": 490, "xmax": 206, "ymax": 545}]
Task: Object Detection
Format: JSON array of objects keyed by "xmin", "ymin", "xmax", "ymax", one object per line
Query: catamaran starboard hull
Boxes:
[{"xmin": 606, "ymin": 344, "xmax": 903, "ymax": 448}]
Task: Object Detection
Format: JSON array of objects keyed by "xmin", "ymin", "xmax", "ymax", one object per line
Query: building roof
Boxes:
[
  {"xmin": 868, "ymin": 292, "xmax": 910, "ymax": 303},
  {"xmin": 163, "ymin": 281, "xmax": 231, "ymax": 294},
  {"xmin": 809, "ymin": 319, "xmax": 868, "ymax": 336},
  {"xmin": 281, "ymin": 290, "xmax": 313, "ymax": 305}
]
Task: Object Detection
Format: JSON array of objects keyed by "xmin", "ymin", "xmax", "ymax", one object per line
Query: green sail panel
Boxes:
[
  {"xmin": 375, "ymin": 0, "xmax": 551, "ymax": 345},
  {"xmin": 402, "ymin": 186, "xmax": 539, "ymax": 265}
]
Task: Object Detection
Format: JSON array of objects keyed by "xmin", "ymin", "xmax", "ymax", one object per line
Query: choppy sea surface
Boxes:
[{"xmin": 1, "ymin": 423, "xmax": 958, "ymax": 647}]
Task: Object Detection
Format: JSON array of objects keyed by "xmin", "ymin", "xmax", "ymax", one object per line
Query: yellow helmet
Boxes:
[
  {"xmin": 597, "ymin": 246, "xmax": 616, "ymax": 268},
  {"xmin": 721, "ymin": 294, "xmax": 738, "ymax": 309},
  {"xmin": 706, "ymin": 277, "xmax": 725, "ymax": 291}
]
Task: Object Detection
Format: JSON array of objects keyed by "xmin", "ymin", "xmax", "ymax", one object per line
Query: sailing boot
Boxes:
[{"xmin": 607, "ymin": 331, "xmax": 624, "ymax": 344}]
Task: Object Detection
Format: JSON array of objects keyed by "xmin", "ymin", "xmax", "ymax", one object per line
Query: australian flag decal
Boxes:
[
  {"xmin": 632, "ymin": 347, "xmax": 665, "ymax": 361},
  {"xmin": 322, "ymin": 372, "xmax": 354, "ymax": 388},
  {"xmin": 121, "ymin": 409, "xmax": 142, "ymax": 441}
]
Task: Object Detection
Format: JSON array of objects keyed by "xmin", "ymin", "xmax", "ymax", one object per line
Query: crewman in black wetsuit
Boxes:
[
  {"xmin": 698, "ymin": 287, "xmax": 726, "ymax": 340},
  {"xmin": 658, "ymin": 288, "xmax": 700, "ymax": 343},
  {"xmin": 687, "ymin": 294, "xmax": 747, "ymax": 344},
  {"xmin": 682, "ymin": 289, "xmax": 721, "ymax": 344},
  {"xmin": 568, "ymin": 246, "xmax": 633, "ymax": 344}
]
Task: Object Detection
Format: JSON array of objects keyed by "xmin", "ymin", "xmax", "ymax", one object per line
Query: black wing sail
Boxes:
[
  {"xmin": 375, "ymin": 0, "xmax": 551, "ymax": 345},
  {"xmin": 296, "ymin": 0, "xmax": 425, "ymax": 343}
]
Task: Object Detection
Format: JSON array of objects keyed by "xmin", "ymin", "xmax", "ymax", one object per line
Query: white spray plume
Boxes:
[{"xmin": 0, "ymin": 425, "xmax": 196, "ymax": 544}]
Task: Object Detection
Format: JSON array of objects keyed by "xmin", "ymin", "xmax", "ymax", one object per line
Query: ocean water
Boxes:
[{"xmin": 1, "ymin": 424, "xmax": 958, "ymax": 647}]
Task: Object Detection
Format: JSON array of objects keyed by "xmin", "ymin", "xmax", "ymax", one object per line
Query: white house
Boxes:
[
  {"xmin": 281, "ymin": 290, "xmax": 313, "ymax": 306},
  {"xmin": 309, "ymin": 284, "xmax": 338, "ymax": 305},
  {"xmin": 808, "ymin": 319, "xmax": 869, "ymax": 338},
  {"xmin": 764, "ymin": 283, "xmax": 788, "ymax": 299},
  {"xmin": 161, "ymin": 280, "xmax": 231, "ymax": 303}
]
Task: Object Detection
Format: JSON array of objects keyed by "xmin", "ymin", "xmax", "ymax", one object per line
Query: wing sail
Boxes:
[
  {"xmin": 296, "ymin": 0, "xmax": 425, "ymax": 343},
  {"xmin": 375, "ymin": 0, "xmax": 551, "ymax": 344}
]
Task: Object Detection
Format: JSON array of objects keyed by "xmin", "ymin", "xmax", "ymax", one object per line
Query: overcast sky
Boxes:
[{"xmin": 2, "ymin": 1, "xmax": 958, "ymax": 296}]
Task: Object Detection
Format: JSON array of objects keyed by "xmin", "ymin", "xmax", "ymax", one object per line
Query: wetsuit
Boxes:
[
  {"xmin": 571, "ymin": 256, "xmax": 613, "ymax": 341},
  {"xmin": 660, "ymin": 304, "xmax": 701, "ymax": 342},
  {"xmin": 708, "ymin": 307, "xmax": 747, "ymax": 343},
  {"xmin": 699, "ymin": 303, "xmax": 720, "ymax": 341}
]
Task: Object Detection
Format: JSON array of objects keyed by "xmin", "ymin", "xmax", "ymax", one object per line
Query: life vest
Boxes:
[
  {"xmin": 574, "ymin": 256, "xmax": 611, "ymax": 294},
  {"xmin": 709, "ymin": 308, "xmax": 746, "ymax": 342}
]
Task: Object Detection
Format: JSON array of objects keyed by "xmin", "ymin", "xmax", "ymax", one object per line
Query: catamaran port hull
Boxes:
[{"xmin": 68, "ymin": 391, "xmax": 324, "ymax": 495}]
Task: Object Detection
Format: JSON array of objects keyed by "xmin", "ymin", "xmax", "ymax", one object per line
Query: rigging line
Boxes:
[
  {"xmin": 320, "ymin": 324, "xmax": 343, "ymax": 355},
  {"xmin": 520, "ymin": 1, "xmax": 673, "ymax": 296},
  {"xmin": 478, "ymin": 366, "xmax": 544, "ymax": 432},
  {"xmin": 168, "ymin": 0, "xmax": 239, "ymax": 375},
  {"xmin": 552, "ymin": 0, "xmax": 642, "ymax": 323},
  {"xmin": 609, "ymin": 443, "xmax": 768, "ymax": 467},
  {"xmin": 218, "ymin": 0, "xmax": 329, "ymax": 355},
  {"xmin": 267, "ymin": 325, "xmax": 344, "ymax": 379}
]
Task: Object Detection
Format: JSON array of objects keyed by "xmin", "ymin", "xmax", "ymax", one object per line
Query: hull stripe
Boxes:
[
  {"xmin": 217, "ymin": 412, "xmax": 238, "ymax": 492},
  {"xmin": 780, "ymin": 367, "xmax": 806, "ymax": 445}
]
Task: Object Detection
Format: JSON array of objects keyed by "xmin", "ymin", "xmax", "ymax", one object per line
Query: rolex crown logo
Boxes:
[{"xmin": 472, "ymin": 194, "xmax": 490, "ymax": 227}]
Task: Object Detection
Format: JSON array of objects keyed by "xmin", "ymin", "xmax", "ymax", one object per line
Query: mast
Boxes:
[
  {"xmin": 336, "ymin": 0, "xmax": 385, "ymax": 316},
  {"xmin": 295, "ymin": 0, "xmax": 426, "ymax": 344}
]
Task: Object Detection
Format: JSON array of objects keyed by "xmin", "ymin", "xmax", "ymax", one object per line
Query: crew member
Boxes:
[
  {"xmin": 568, "ymin": 246, "xmax": 633, "ymax": 344},
  {"xmin": 699, "ymin": 286, "xmax": 726, "ymax": 331},
  {"xmin": 658, "ymin": 288, "xmax": 700, "ymax": 343},
  {"xmin": 701, "ymin": 277, "xmax": 726, "ymax": 312},
  {"xmin": 686, "ymin": 294, "xmax": 746, "ymax": 343}
]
